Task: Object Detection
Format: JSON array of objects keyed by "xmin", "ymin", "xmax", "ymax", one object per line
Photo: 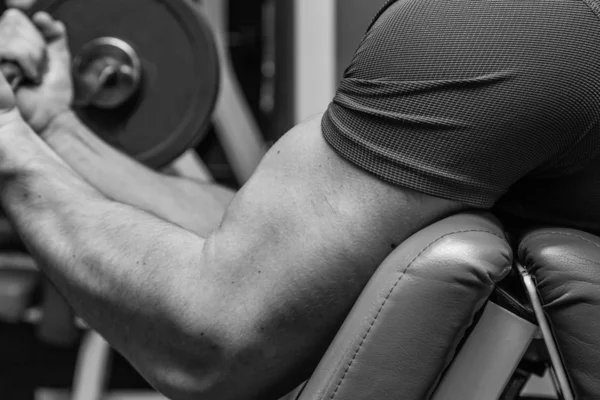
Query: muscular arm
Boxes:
[
  {"xmin": 2, "ymin": 0, "xmax": 597, "ymax": 397},
  {"xmin": 0, "ymin": 113, "xmax": 463, "ymax": 400},
  {"xmin": 40, "ymin": 111, "xmax": 234, "ymax": 235}
]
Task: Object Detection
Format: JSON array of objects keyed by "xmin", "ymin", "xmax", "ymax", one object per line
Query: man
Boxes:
[{"xmin": 0, "ymin": 0, "xmax": 599, "ymax": 399}]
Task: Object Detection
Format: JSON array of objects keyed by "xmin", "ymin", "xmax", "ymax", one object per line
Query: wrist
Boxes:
[
  {"xmin": 39, "ymin": 109, "xmax": 77, "ymax": 141},
  {"xmin": 0, "ymin": 112, "xmax": 43, "ymax": 168}
]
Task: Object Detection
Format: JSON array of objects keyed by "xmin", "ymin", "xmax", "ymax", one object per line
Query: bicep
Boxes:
[
  {"xmin": 218, "ymin": 115, "xmax": 462, "ymax": 288},
  {"xmin": 206, "ymin": 116, "xmax": 463, "ymax": 392},
  {"xmin": 194, "ymin": 1, "xmax": 600, "ymax": 395}
]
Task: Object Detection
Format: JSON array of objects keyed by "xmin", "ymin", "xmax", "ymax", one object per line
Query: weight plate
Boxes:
[{"xmin": 31, "ymin": 0, "xmax": 220, "ymax": 168}]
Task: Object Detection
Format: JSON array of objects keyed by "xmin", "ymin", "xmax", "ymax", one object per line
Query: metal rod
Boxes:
[{"xmin": 516, "ymin": 261, "xmax": 575, "ymax": 400}]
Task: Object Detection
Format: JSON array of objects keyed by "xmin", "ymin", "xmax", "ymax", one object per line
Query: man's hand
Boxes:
[
  {"xmin": 0, "ymin": 7, "xmax": 233, "ymax": 237},
  {"xmin": 0, "ymin": 9, "xmax": 72, "ymax": 132},
  {"xmin": 14, "ymin": 11, "xmax": 73, "ymax": 133}
]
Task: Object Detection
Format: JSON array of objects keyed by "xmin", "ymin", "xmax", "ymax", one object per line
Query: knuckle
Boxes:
[
  {"xmin": 23, "ymin": 47, "xmax": 38, "ymax": 60},
  {"xmin": 3, "ymin": 8, "xmax": 26, "ymax": 22},
  {"xmin": 6, "ymin": 0, "xmax": 38, "ymax": 11},
  {"xmin": 22, "ymin": 51, "xmax": 41, "ymax": 69},
  {"xmin": 0, "ymin": 46, "xmax": 18, "ymax": 60}
]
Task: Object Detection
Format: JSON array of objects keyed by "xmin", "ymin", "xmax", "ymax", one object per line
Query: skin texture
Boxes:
[
  {"xmin": 40, "ymin": 111, "xmax": 235, "ymax": 236},
  {"xmin": 0, "ymin": 6, "xmax": 466, "ymax": 400}
]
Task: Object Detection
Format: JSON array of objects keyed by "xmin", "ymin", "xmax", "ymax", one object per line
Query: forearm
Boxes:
[
  {"xmin": 41, "ymin": 111, "xmax": 234, "ymax": 236},
  {"xmin": 0, "ymin": 125, "xmax": 225, "ymax": 396}
]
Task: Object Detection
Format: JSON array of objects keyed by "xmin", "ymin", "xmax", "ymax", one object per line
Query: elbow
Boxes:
[
  {"xmin": 137, "ymin": 319, "xmax": 251, "ymax": 400},
  {"xmin": 140, "ymin": 315, "xmax": 277, "ymax": 400},
  {"xmin": 147, "ymin": 363, "xmax": 225, "ymax": 400},
  {"xmin": 140, "ymin": 234, "xmax": 294, "ymax": 400},
  {"xmin": 140, "ymin": 339, "xmax": 229, "ymax": 400},
  {"xmin": 143, "ymin": 344, "xmax": 256, "ymax": 400}
]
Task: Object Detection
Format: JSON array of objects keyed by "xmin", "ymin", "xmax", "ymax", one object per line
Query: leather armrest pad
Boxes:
[
  {"xmin": 518, "ymin": 226, "xmax": 600, "ymax": 397},
  {"xmin": 297, "ymin": 212, "xmax": 512, "ymax": 400}
]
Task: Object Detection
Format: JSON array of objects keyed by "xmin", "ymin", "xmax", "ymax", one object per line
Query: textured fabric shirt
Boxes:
[{"xmin": 322, "ymin": 0, "xmax": 600, "ymax": 233}]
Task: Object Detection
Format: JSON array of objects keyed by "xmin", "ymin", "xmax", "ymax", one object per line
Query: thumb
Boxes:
[
  {"xmin": 32, "ymin": 12, "xmax": 68, "ymax": 47},
  {"xmin": 32, "ymin": 12, "xmax": 71, "ymax": 69},
  {"xmin": 0, "ymin": 69, "xmax": 17, "ymax": 113}
]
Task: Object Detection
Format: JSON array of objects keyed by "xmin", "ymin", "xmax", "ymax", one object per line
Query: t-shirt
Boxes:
[{"xmin": 322, "ymin": 0, "xmax": 600, "ymax": 233}]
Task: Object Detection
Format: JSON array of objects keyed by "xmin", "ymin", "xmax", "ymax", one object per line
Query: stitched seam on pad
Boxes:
[
  {"xmin": 327, "ymin": 228, "xmax": 505, "ymax": 400},
  {"xmin": 520, "ymin": 231, "xmax": 600, "ymax": 253}
]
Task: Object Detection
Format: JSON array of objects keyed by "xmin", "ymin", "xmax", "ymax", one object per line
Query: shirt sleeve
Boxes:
[{"xmin": 322, "ymin": 0, "xmax": 600, "ymax": 208}]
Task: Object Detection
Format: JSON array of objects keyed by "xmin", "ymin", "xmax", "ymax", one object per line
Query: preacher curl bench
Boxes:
[{"xmin": 281, "ymin": 211, "xmax": 599, "ymax": 400}]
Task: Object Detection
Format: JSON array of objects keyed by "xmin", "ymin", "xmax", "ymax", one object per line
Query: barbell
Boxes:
[{"xmin": 0, "ymin": 0, "xmax": 220, "ymax": 168}]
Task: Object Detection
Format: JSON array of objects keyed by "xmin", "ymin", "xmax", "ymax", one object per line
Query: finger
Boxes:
[
  {"xmin": 1, "ymin": 7, "xmax": 31, "ymax": 24},
  {"xmin": 43, "ymin": 20, "xmax": 70, "ymax": 67},
  {"xmin": 1, "ymin": 42, "xmax": 46, "ymax": 82},
  {"xmin": 0, "ymin": 9, "xmax": 47, "ymax": 80},
  {"xmin": 17, "ymin": 46, "xmax": 45, "ymax": 82},
  {"xmin": 51, "ymin": 21, "xmax": 69, "ymax": 56},
  {"xmin": 3, "ymin": 9, "xmax": 46, "ymax": 47},
  {"xmin": 32, "ymin": 12, "xmax": 66, "ymax": 43},
  {"xmin": 5, "ymin": 0, "xmax": 38, "ymax": 11},
  {"xmin": 0, "ymin": 65, "xmax": 17, "ymax": 112}
]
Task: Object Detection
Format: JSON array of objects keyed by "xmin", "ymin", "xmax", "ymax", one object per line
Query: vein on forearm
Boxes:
[
  {"xmin": 42, "ymin": 113, "xmax": 234, "ymax": 236},
  {"xmin": 1, "ymin": 155, "xmax": 213, "ymax": 364},
  {"xmin": 0, "ymin": 125, "xmax": 237, "ymax": 398}
]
